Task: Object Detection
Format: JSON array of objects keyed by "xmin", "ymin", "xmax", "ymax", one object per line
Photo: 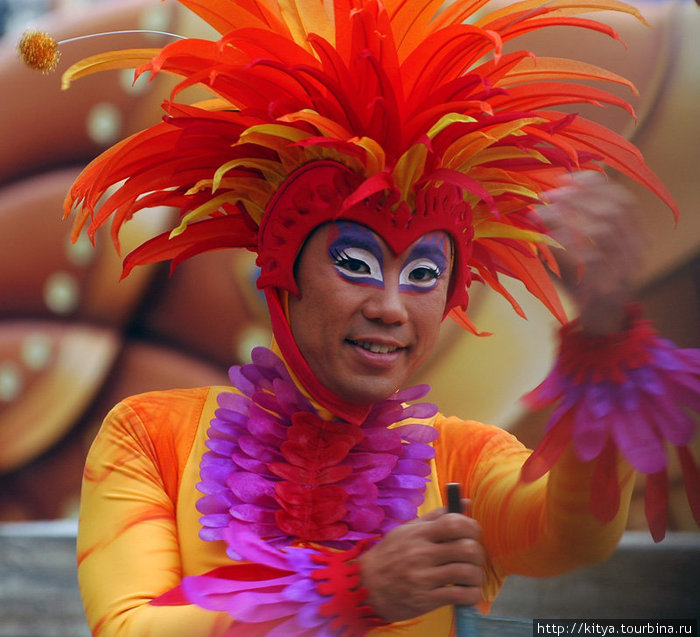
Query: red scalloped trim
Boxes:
[
  {"xmin": 310, "ymin": 541, "xmax": 387, "ymax": 637},
  {"xmin": 269, "ymin": 412, "xmax": 364, "ymax": 542},
  {"xmin": 257, "ymin": 160, "xmax": 473, "ymax": 315},
  {"xmin": 558, "ymin": 304, "xmax": 657, "ymax": 384}
]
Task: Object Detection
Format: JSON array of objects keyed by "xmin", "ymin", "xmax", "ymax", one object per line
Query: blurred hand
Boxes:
[
  {"xmin": 359, "ymin": 502, "xmax": 484, "ymax": 622},
  {"xmin": 537, "ymin": 171, "xmax": 642, "ymax": 335}
]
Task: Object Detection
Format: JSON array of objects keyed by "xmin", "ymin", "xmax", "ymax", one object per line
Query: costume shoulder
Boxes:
[{"xmin": 100, "ymin": 386, "xmax": 225, "ymax": 501}]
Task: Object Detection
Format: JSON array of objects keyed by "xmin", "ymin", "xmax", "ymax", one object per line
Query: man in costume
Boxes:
[{"xmin": 23, "ymin": 0, "xmax": 698, "ymax": 634}]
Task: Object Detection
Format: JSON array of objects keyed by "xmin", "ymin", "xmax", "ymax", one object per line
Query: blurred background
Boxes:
[{"xmin": 0, "ymin": 0, "xmax": 698, "ymax": 630}]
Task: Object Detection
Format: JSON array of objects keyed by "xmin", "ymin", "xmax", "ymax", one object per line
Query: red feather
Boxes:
[
  {"xmin": 521, "ymin": 411, "xmax": 574, "ymax": 483},
  {"xmin": 645, "ymin": 470, "xmax": 668, "ymax": 543},
  {"xmin": 678, "ymin": 446, "xmax": 700, "ymax": 527}
]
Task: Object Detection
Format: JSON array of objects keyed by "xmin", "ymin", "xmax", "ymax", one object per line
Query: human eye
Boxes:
[
  {"xmin": 400, "ymin": 258, "xmax": 442, "ymax": 289},
  {"xmin": 330, "ymin": 247, "xmax": 381, "ymax": 280}
]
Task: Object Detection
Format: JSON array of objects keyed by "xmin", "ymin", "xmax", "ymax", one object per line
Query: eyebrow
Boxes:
[
  {"xmin": 402, "ymin": 234, "xmax": 449, "ymax": 271},
  {"xmin": 328, "ymin": 221, "xmax": 384, "ymax": 263}
]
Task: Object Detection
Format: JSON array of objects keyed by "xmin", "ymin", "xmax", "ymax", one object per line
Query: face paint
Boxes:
[
  {"xmin": 399, "ymin": 232, "xmax": 449, "ymax": 293},
  {"xmin": 328, "ymin": 221, "xmax": 385, "ymax": 288}
]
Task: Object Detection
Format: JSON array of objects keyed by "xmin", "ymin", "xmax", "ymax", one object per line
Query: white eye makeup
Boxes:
[
  {"xmin": 331, "ymin": 246, "xmax": 384, "ymax": 286},
  {"xmin": 399, "ymin": 257, "xmax": 443, "ymax": 291}
]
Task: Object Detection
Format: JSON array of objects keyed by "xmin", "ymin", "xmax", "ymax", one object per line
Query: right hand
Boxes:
[{"xmin": 358, "ymin": 502, "xmax": 484, "ymax": 622}]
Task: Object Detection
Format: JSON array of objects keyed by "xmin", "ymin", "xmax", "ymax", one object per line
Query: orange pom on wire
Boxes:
[
  {"xmin": 17, "ymin": 29, "xmax": 185, "ymax": 74},
  {"xmin": 18, "ymin": 30, "xmax": 60, "ymax": 73}
]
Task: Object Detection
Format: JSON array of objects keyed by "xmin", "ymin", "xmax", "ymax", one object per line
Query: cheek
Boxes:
[{"xmin": 412, "ymin": 288, "xmax": 448, "ymax": 352}]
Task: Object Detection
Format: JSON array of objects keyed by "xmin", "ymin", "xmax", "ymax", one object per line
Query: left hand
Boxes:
[
  {"xmin": 537, "ymin": 171, "xmax": 641, "ymax": 335},
  {"xmin": 359, "ymin": 502, "xmax": 484, "ymax": 622}
]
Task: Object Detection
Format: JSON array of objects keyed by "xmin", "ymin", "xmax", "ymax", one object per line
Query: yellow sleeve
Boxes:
[
  {"xmin": 433, "ymin": 416, "xmax": 635, "ymax": 601},
  {"xmin": 77, "ymin": 390, "xmax": 233, "ymax": 637}
]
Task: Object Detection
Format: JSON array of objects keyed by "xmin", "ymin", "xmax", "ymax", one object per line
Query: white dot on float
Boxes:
[
  {"xmin": 0, "ymin": 361, "xmax": 24, "ymax": 403},
  {"xmin": 139, "ymin": 3, "xmax": 173, "ymax": 35},
  {"xmin": 44, "ymin": 271, "xmax": 80, "ymax": 315},
  {"xmin": 65, "ymin": 232, "xmax": 95, "ymax": 267},
  {"xmin": 22, "ymin": 333, "xmax": 54, "ymax": 371},
  {"xmin": 119, "ymin": 68, "xmax": 150, "ymax": 95},
  {"xmin": 235, "ymin": 326, "xmax": 272, "ymax": 364},
  {"xmin": 86, "ymin": 102, "xmax": 123, "ymax": 146}
]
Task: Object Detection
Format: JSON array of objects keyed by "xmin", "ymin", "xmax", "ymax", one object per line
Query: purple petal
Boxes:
[
  {"xmin": 217, "ymin": 391, "xmax": 251, "ymax": 414},
  {"xmin": 572, "ymin": 399, "xmax": 611, "ymax": 462},
  {"xmin": 378, "ymin": 496, "xmax": 419, "ymax": 520},
  {"xmin": 238, "ymin": 434, "xmax": 282, "ymax": 463},
  {"xmin": 391, "ymin": 384, "xmax": 432, "ymax": 402},
  {"xmin": 228, "ymin": 366, "xmax": 255, "ymax": 397},
  {"xmin": 400, "ymin": 402, "xmax": 438, "ymax": 419},
  {"xmin": 641, "ymin": 393, "xmax": 697, "ymax": 446},
  {"xmin": 229, "ymin": 504, "xmax": 276, "ymax": 523},
  {"xmin": 611, "ymin": 410, "xmax": 667, "ymax": 474},
  {"xmin": 396, "ymin": 423, "xmax": 439, "ymax": 443},
  {"xmin": 197, "ymin": 493, "xmax": 235, "ymax": 514},
  {"xmin": 400, "ymin": 443, "xmax": 436, "ymax": 459},
  {"xmin": 205, "ymin": 438, "xmax": 236, "ymax": 456},
  {"xmin": 226, "ymin": 472, "xmax": 276, "ymax": 502}
]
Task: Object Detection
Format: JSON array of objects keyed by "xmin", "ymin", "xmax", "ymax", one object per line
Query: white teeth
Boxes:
[{"xmin": 354, "ymin": 341, "xmax": 398, "ymax": 354}]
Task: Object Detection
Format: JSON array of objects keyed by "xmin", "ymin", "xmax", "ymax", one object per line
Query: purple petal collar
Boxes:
[{"xmin": 196, "ymin": 346, "xmax": 439, "ymax": 559}]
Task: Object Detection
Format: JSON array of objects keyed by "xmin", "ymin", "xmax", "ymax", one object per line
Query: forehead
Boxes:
[{"xmin": 325, "ymin": 221, "xmax": 451, "ymax": 258}]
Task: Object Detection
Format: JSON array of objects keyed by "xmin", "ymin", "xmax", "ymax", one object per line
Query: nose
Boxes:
[{"xmin": 361, "ymin": 282, "xmax": 408, "ymax": 325}]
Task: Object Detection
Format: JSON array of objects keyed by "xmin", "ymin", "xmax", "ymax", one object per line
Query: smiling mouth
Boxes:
[{"xmin": 347, "ymin": 339, "xmax": 403, "ymax": 354}]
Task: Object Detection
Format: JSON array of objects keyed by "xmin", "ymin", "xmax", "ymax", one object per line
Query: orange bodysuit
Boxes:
[{"xmin": 77, "ymin": 384, "xmax": 634, "ymax": 636}]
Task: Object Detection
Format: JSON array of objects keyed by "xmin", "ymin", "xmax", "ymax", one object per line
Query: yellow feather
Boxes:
[
  {"xmin": 280, "ymin": 110, "xmax": 352, "ymax": 140},
  {"xmin": 475, "ymin": 0, "xmax": 648, "ymax": 28},
  {"xmin": 459, "ymin": 146, "xmax": 551, "ymax": 172},
  {"xmin": 394, "ymin": 144, "xmax": 429, "ymax": 201},
  {"xmin": 170, "ymin": 192, "xmax": 246, "ymax": 237},
  {"xmin": 499, "ymin": 57, "xmax": 638, "ymax": 96},
  {"xmin": 353, "ymin": 137, "xmax": 387, "ymax": 175},
  {"xmin": 239, "ymin": 123, "xmax": 311, "ymax": 144},
  {"xmin": 277, "ymin": 0, "xmax": 334, "ymax": 52},
  {"xmin": 427, "ymin": 113, "xmax": 477, "ymax": 140},
  {"xmin": 474, "ymin": 220, "xmax": 562, "ymax": 247},
  {"xmin": 61, "ymin": 49, "xmax": 161, "ymax": 89},
  {"xmin": 213, "ymin": 158, "xmax": 285, "ymax": 192}
]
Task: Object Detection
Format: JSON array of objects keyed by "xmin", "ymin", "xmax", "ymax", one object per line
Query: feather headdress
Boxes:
[{"xmin": 57, "ymin": 0, "xmax": 677, "ymax": 334}]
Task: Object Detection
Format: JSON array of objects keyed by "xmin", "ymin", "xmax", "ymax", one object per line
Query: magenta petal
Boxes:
[
  {"xmin": 391, "ymin": 384, "xmax": 431, "ymax": 402},
  {"xmin": 397, "ymin": 423, "xmax": 440, "ymax": 443},
  {"xmin": 217, "ymin": 391, "xmax": 250, "ymax": 413},
  {"xmin": 205, "ymin": 438, "xmax": 236, "ymax": 456},
  {"xmin": 199, "ymin": 513, "xmax": 230, "ymax": 528},
  {"xmin": 226, "ymin": 472, "xmax": 275, "ymax": 504},
  {"xmin": 401, "ymin": 443, "xmax": 436, "ymax": 459},
  {"xmin": 228, "ymin": 367, "xmax": 256, "ymax": 396},
  {"xmin": 235, "ymin": 596, "xmax": 301, "ymax": 621},
  {"xmin": 378, "ymin": 496, "xmax": 418, "ymax": 519},
  {"xmin": 343, "ymin": 505, "xmax": 385, "ymax": 532},
  {"xmin": 642, "ymin": 393, "xmax": 696, "ymax": 446},
  {"xmin": 611, "ymin": 409, "xmax": 666, "ymax": 474},
  {"xmin": 360, "ymin": 427, "xmax": 403, "ymax": 450},
  {"xmin": 401, "ymin": 402, "xmax": 439, "ymax": 419},
  {"xmin": 184, "ymin": 575, "xmax": 291, "ymax": 596},
  {"xmin": 223, "ymin": 524, "xmax": 291, "ymax": 569},
  {"xmin": 230, "ymin": 450, "xmax": 268, "ymax": 473},
  {"xmin": 197, "ymin": 493, "xmax": 234, "ymax": 514},
  {"xmin": 229, "ymin": 504, "xmax": 275, "ymax": 523},
  {"xmin": 572, "ymin": 397, "xmax": 609, "ymax": 461},
  {"xmin": 200, "ymin": 463, "xmax": 234, "ymax": 484},
  {"xmin": 379, "ymin": 474, "xmax": 426, "ymax": 489}
]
